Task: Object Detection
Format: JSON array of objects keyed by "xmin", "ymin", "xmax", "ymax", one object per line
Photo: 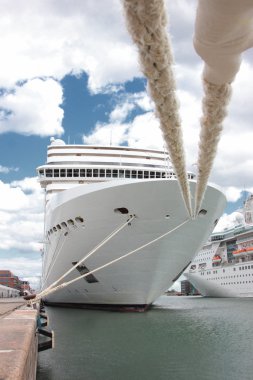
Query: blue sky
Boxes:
[{"xmin": 0, "ymin": 0, "xmax": 253, "ymax": 288}]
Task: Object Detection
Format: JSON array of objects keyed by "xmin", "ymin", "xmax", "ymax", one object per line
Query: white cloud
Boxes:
[
  {"xmin": 221, "ymin": 187, "xmax": 242, "ymax": 203},
  {"xmin": 83, "ymin": 122, "xmax": 129, "ymax": 146},
  {"xmin": 0, "ymin": 165, "xmax": 19, "ymax": 174},
  {"xmin": 109, "ymin": 103, "xmax": 135, "ymax": 124},
  {"xmin": 0, "ymin": 0, "xmax": 139, "ymax": 93},
  {"xmin": 0, "ymin": 178, "xmax": 44, "ymax": 251},
  {"xmin": 214, "ymin": 211, "xmax": 245, "ymax": 232},
  {"xmin": 0, "ymin": 78, "xmax": 64, "ymax": 136}
]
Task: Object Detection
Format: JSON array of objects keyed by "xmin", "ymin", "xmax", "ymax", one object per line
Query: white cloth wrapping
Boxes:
[{"xmin": 194, "ymin": 0, "xmax": 253, "ymax": 84}]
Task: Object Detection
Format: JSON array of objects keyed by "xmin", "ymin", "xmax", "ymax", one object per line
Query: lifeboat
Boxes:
[
  {"xmin": 232, "ymin": 248, "xmax": 247, "ymax": 257},
  {"xmin": 245, "ymin": 247, "xmax": 253, "ymax": 254},
  {"xmin": 212, "ymin": 255, "xmax": 222, "ymax": 263}
]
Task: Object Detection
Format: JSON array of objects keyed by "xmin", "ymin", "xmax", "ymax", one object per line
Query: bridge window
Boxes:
[
  {"xmin": 87, "ymin": 169, "xmax": 92, "ymax": 177},
  {"xmin": 119, "ymin": 170, "xmax": 124, "ymax": 178},
  {"xmin": 100, "ymin": 169, "xmax": 105, "ymax": 177},
  {"xmin": 60, "ymin": 169, "xmax": 66, "ymax": 177},
  {"xmin": 113, "ymin": 169, "xmax": 118, "ymax": 178},
  {"xmin": 150, "ymin": 171, "xmax": 155, "ymax": 178},
  {"xmin": 54, "ymin": 169, "xmax": 59, "ymax": 177},
  {"xmin": 138, "ymin": 171, "xmax": 143, "ymax": 179},
  {"xmin": 67, "ymin": 169, "xmax": 72, "ymax": 177},
  {"xmin": 125, "ymin": 170, "xmax": 130, "ymax": 178},
  {"xmin": 106, "ymin": 169, "xmax": 112, "ymax": 178},
  {"xmin": 73, "ymin": 169, "xmax": 79, "ymax": 177},
  {"xmin": 46, "ymin": 169, "xmax": 53, "ymax": 177},
  {"xmin": 156, "ymin": 172, "xmax": 161, "ymax": 178},
  {"xmin": 132, "ymin": 170, "xmax": 137, "ymax": 178},
  {"xmin": 93, "ymin": 169, "xmax": 98, "ymax": 177},
  {"xmin": 144, "ymin": 171, "xmax": 149, "ymax": 178},
  {"xmin": 80, "ymin": 169, "xmax": 86, "ymax": 177}
]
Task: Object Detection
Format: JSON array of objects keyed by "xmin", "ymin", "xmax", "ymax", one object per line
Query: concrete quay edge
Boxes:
[{"xmin": 0, "ymin": 306, "xmax": 38, "ymax": 380}]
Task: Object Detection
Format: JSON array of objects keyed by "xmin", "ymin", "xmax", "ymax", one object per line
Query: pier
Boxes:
[{"xmin": 0, "ymin": 298, "xmax": 38, "ymax": 380}]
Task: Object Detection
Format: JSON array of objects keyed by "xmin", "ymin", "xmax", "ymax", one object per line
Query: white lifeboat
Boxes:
[{"xmin": 212, "ymin": 255, "xmax": 222, "ymax": 263}]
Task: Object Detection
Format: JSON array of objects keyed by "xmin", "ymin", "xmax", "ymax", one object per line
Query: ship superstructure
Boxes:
[{"xmin": 37, "ymin": 138, "xmax": 226, "ymax": 310}]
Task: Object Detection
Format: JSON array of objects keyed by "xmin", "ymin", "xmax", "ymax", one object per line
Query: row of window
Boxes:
[
  {"xmin": 201, "ymin": 273, "xmax": 253, "ymax": 279},
  {"xmin": 47, "ymin": 216, "xmax": 85, "ymax": 238},
  {"xmin": 220, "ymin": 281, "xmax": 252, "ymax": 285},
  {"xmin": 39, "ymin": 168, "xmax": 178, "ymax": 180},
  {"xmin": 39, "ymin": 168, "xmax": 195, "ymax": 180},
  {"xmin": 201, "ymin": 265, "xmax": 253, "ymax": 276}
]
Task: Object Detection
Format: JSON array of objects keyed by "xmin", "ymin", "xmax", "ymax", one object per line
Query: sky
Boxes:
[{"xmin": 0, "ymin": 0, "xmax": 253, "ymax": 289}]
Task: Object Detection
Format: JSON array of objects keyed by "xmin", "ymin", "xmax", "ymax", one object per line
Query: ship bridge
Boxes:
[{"xmin": 37, "ymin": 138, "xmax": 195, "ymax": 201}]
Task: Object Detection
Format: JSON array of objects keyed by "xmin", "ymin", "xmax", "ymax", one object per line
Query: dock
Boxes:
[{"xmin": 0, "ymin": 298, "xmax": 38, "ymax": 380}]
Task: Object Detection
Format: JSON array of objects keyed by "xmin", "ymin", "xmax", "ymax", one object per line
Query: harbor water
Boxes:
[{"xmin": 37, "ymin": 296, "xmax": 253, "ymax": 380}]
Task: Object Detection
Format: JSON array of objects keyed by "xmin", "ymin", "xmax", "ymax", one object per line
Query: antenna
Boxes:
[{"xmin": 110, "ymin": 127, "xmax": 113, "ymax": 146}]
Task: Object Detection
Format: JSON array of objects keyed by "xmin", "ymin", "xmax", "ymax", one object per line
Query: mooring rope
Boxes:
[
  {"xmin": 43, "ymin": 231, "xmax": 69, "ymax": 285},
  {"xmin": 194, "ymin": 79, "xmax": 232, "ymax": 216},
  {"xmin": 31, "ymin": 218, "xmax": 190, "ymax": 304},
  {"xmin": 122, "ymin": 0, "xmax": 192, "ymax": 217},
  {"xmin": 33, "ymin": 215, "xmax": 136, "ymax": 301}
]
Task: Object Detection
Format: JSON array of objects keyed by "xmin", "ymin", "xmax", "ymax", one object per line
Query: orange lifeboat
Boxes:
[
  {"xmin": 212, "ymin": 255, "xmax": 222, "ymax": 263},
  {"xmin": 232, "ymin": 248, "xmax": 247, "ymax": 257},
  {"xmin": 244, "ymin": 247, "xmax": 253, "ymax": 254}
]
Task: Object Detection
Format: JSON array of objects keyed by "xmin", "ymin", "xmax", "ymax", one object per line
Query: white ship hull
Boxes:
[
  {"xmin": 186, "ymin": 262, "xmax": 253, "ymax": 298},
  {"xmin": 42, "ymin": 178, "xmax": 225, "ymax": 309}
]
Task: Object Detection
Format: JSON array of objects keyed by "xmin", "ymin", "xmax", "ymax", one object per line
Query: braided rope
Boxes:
[
  {"xmin": 123, "ymin": 0, "xmax": 192, "ymax": 217},
  {"xmin": 194, "ymin": 79, "xmax": 232, "ymax": 216}
]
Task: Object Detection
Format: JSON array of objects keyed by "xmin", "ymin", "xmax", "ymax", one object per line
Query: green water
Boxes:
[{"xmin": 37, "ymin": 296, "xmax": 253, "ymax": 380}]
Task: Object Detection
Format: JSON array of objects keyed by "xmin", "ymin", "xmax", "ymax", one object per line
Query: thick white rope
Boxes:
[
  {"xmin": 194, "ymin": 79, "xmax": 232, "ymax": 216},
  {"xmin": 31, "ymin": 218, "xmax": 190, "ymax": 304},
  {"xmin": 36, "ymin": 215, "xmax": 136, "ymax": 300},
  {"xmin": 43, "ymin": 231, "xmax": 69, "ymax": 285},
  {"xmin": 122, "ymin": 0, "xmax": 192, "ymax": 217}
]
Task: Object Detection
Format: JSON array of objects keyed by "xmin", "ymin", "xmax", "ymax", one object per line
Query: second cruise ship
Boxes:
[{"xmin": 185, "ymin": 195, "xmax": 253, "ymax": 297}]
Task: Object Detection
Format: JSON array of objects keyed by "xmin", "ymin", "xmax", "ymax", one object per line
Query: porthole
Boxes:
[
  {"xmin": 67, "ymin": 219, "xmax": 75, "ymax": 226},
  {"xmin": 75, "ymin": 216, "xmax": 84, "ymax": 224},
  {"xmin": 61, "ymin": 222, "xmax": 67, "ymax": 229},
  {"xmin": 53, "ymin": 227, "xmax": 57, "ymax": 232},
  {"xmin": 56, "ymin": 224, "xmax": 61, "ymax": 230},
  {"xmin": 198, "ymin": 209, "xmax": 207, "ymax": 217}
]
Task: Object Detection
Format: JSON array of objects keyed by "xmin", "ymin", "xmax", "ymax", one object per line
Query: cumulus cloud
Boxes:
[
  {"xmin": 214, "ymin": 211, "xmax": 245, "ymax": 232},
  {"xmin": 0, "ymin": 165, "xmax": 19, "ymax": 174},
  {"xmin": 0, "ymin": 78, "xmax": 64, "ymax": 136},
  {"xmin": 0, "ymin": 178, "xmax": 44, "ymax": 251},
  {"xmin": 0, "ymin": 0, "xmax": 139, "ymax": 93},
  {"xmin": 83, "ymin": 89, "xmax": 166, "ymax": 149}
]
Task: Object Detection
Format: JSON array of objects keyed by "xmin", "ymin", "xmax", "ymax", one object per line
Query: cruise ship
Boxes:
[
  {"xmin": 185, "ymin": 195, "xmax": 253, "ymax": 297},
  {"xmin": 37, "ymin": 137, "xmax": 226, "ymax": 310}
]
